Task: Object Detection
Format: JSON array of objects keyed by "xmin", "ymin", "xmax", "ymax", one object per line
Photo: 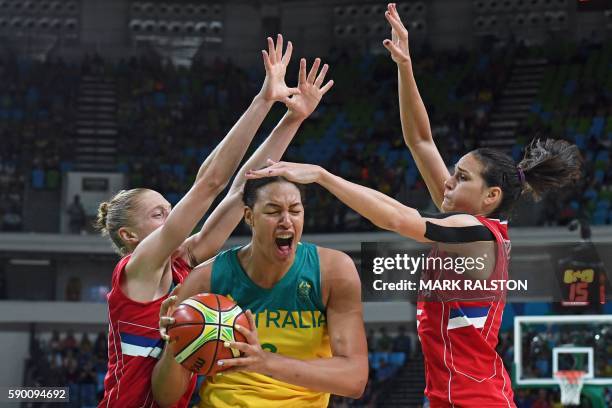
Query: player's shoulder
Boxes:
[{"xmin": 315, "ymin": 246, "xmax": 358, "ymax": 280}]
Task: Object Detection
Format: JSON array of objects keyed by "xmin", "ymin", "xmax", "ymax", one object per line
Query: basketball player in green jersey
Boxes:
[{"xmin": 154, "ymin": 176, "xmax": 368, "ymax": 407}]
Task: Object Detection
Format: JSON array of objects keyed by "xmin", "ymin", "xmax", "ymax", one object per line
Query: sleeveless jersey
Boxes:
[
  {"xmin": 199, "ymin": 241, "xmax": 332, "ymax": 408},
  {"xmin": 99, "ymin": 255, "xmax": 197, "ymax": 408},
  {"xmin": 416, "ymin": 216, "xmax": 515, "ymax": 407}
]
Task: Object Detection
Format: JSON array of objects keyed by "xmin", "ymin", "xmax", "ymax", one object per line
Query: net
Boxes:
[{"xmin": 555, "ymin": 370, "xmax": 586, "ymax": 406}]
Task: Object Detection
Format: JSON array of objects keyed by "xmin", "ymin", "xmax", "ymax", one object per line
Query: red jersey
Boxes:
[
  {"xmin": 417, "ymin": 216, "xmax": 515, "ymax": 408},
  {"xmin": 99, "ymin": 255, "xmax": 197, "ymax": 408}
]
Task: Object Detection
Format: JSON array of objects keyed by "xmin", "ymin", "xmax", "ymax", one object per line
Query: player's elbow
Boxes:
[
  {"xmin": 345, "ymin": 375, "xmax": 368, "ymax": 399},
  {"xmin": 195, "ymin": 173, "xmax": 226, "ymax": 196}
]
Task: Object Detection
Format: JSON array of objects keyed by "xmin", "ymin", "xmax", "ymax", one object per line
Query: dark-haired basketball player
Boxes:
[{"xmin": 245, "ymin": 4, "xmax": 583, "ymax": 407}]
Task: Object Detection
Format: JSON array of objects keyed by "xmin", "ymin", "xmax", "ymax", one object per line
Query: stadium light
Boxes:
[
  {"xmin": 24, "ymin": 18, "xmax": 35, "ymax": 29},
  {"xmin": 371, "ymin": 22, "xmax": 385, "ymax": 35},
  {"xmin": 39, "ymin": 18, "xmax": 50, "ymax": 30},
  {"xmin": 347, "ymin": 5, "xmax": 358, "ymax": 17},
  {"xmin": 143, "ymin": 3, "xmax": 154, "ymax": 14},
  {"xmin": 333, "ymin": 6, "xmax": 344, "ymax": 17},
  {"xmin": 66, "ymin": 1, "xmax": 77, "ymax": 13},
  {"xmin": 169, "ymin": 21, "xmax": 182, "ymax": 34},
  {"xmin": 11, "ymin": 17, "xmax": 22, "ymax": 29},
  {"xmin": 143, "ymin": 19, "xmax": 156, "ymax": 32},
  {"xmin": 414, "ymin": 2, "xmax": 425, "ymax": 15},
  {"xmin": 333, "ymin": 25, "xmax": 345, "ymax": 36},
  {"xmin": 184, "ymin": 22, "xmax": 195, "ymax": 35},
  {"xmin": 0, "ymin": 18, "xmax": 7, "ymax": 29},
  {"xmin": 158, "ymin": 3, "xmax": 169, "ymax": 14},
  {"xmin": 131, "ymin": 2, "xmax": 143, "ymax": 14},
  {"xmin": 157, "ymin": 20, "xmax": 168, "ymax": 33},
  {"xmin": 528, "ymin": 12, "xmax": 541, "ymax": 25},
  {"xmin": 399, "ymin": 3, "xmax": 412, "ymax": 15},
  {"xmin": 51, "ymin": 1, "xmax": 63, "ymax": 13},
  {"xmin": 473, "ymin": 0, "xmax": 485, "ymax": 13},
  {"xmin": 411, "ymin": 20, "xmax": 426, "ymax": 32},
  {"xmin": 195, "ymin": 21, "xmax": 208, "ymax": 34},
  {"xmin": 129, "ymin": 19, "xmax": 143, "ymax": 32},
  {"xmin": 65, "ymin": 19, "xmax": 77, "ymax": 31},
  {"xmin": 196, "ymin": 5, "xmax": 208, "ymax": 16},
  {"xmin": 210, "ymin": 21, "xmax": 222, "ymax": 35},
  {"xmin": 371, "ymin": 5, "xmax": 385, "ymax": 16}
]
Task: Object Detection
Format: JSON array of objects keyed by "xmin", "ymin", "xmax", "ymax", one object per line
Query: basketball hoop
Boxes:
[{"xmin": 555, "ymin": 370, "xmax": 585, "ymax": 406}]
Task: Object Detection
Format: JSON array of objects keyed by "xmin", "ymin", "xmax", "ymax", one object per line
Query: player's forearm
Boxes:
[
  {"xmin": 263, "ymin": 353, "xmax": 367, "ymax": 398},
  {"xmin": 397, "ymin": 61, "xmax": 433, "ymax": 147},
  {"xmin": 317, "ymin": 168, "xmax": 420, "ymax": 234},
  {"xmin": 152, "ymin": 347, "xmax": 192, "ymax": 408},
  {"xmin": 196, "ymin": 94, "xmax": 274, "ymax": 187},
  {"xmin": 229, "ymin": 111, "xmax": 304, "ymax": 195}
]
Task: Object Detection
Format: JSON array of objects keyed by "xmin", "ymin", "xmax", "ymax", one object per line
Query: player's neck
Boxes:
[{"xmin": 239, "ymin": 244, "xmax": 294, "ymax": 289}]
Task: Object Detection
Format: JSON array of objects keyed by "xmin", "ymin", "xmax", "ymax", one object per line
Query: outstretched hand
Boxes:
[
  {"xmin": 284, "ymin": 58, "xmax": 334, "ymax": 120},
  {"xmin": 159, "ymin": 284, "xmax": 182, "ymax": 343},
  {"xmin": 259, "ymin": 34, "xmax": 301, "ymax": 103},
  {"xmin": 246, "ymin": 159, "xmax": 322, "ymax": 185},
  {"xmin": 382, "ymin": 3, "xmax": 411, "ymax": 65}
]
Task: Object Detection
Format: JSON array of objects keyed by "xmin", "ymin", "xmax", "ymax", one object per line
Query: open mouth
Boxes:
[{"xmin": 274, "ymin": 233, "xmax": 294, "ymax": 256}]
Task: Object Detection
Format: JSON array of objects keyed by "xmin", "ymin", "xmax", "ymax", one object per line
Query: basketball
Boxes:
[{"xmin": 167, "ymin": 293, "xmax": 250, "ymax": 375}]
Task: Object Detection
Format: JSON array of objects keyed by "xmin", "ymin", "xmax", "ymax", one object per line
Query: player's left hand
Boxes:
[
  {"xmin": 284, "ymin": 57, "xmax": 334, "ymax": 120},
  {"xmin": 245, "ymin": 159, "xmax": 322, "ymax": 185},
  {"xmin": 216, "ymin": 310, "xmax": 271, "ymax": 376}
]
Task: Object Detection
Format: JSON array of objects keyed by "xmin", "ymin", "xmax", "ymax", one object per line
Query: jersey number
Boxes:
[{"xmin": 261, "ymin": 343, "xmax": 277, "ymax": 353}]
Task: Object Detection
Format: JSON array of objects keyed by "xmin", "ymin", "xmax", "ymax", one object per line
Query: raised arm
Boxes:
[
  {"xmin": 126, "ymin": 35, "xmax": 299, "ymax": 289},
  {"xmin": 181, "ymin": 58, "xmax": 334, "ymax": 265},
  {"xmin": 216, "ymin": 250, "xmax": 368, "ymax": 398},
  {"xmin": 246, "ymin": 161, "xmax": 482, "ymax": 242},
  {"xmin": 383, "ymin": 3, "xmax": 449, "ymax": 210}
]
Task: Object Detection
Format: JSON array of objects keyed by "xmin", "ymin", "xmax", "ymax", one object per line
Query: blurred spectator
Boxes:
[
  {"xmin": 377, "ymin": 327, "xmax": 392, "ymax": 352},
  {"xmin": 65, "ymin": 277, "xmax": 82, "ymax": 301},
  {"xmin": 67, "ymin": 195, "xmax": 86, "ymax": 234},
  {"xmin": 392, "ymin": 325, "xmax": 412, "ymax": 355}
]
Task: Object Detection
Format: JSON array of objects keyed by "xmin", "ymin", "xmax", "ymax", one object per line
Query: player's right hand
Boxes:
[
  {"xmin": 258, "ymin": 34, "xmax": 301, "ymax": 104},
  {"xmin": 159, "ymin": 284, "xmax": 181, "ymax": 343},
  {"xmin": 382, "ymin": 3, "xmax": 411, "ymax": 65}
]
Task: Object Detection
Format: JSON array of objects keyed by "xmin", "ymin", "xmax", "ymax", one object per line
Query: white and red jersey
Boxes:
[
  {"xmin": 99, "ymin": 255, "xmax": 197, "ymax": 408},
  {"xmin": 417, "ymin": 216, "xmax": 515, "ymax": 408}
]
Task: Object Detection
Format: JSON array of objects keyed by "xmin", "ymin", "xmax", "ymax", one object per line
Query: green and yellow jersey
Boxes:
[{"xmin": 199, "ymin": 241, "xmax": 332, "ymax": 408}]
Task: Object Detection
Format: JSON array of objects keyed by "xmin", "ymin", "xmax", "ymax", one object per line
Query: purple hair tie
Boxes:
[{"xmin": 517, "ymin": 167, "xmax": 526, "ymax": 185}]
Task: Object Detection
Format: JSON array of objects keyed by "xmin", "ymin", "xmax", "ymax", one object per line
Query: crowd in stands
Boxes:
[
  {"xmin": 329, "ymin": 326, "xmax": 415, "ymax": 407},
  {"xmin": 519, "ymin": 41, "xmax": 612, "ymax": 226},
  {"xmin": 1, "ymin": 39, "xmax": 610, "ymax": 233},
  {"xmin": 23, "ymin": 330, "xmax": 107, "ymax": 408},
  {"xmin": 0, "ymin": 57, "xmax": 79, "ymax": 232}
]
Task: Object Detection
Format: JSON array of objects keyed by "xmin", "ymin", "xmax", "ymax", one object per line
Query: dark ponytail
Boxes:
[
  {"xmin": 518, "ymin": 138, "xmax": 583, "ymax": 200},
  {"xmin": 472, "ymin": 139, "xmax": 582, "ymax": 218}
]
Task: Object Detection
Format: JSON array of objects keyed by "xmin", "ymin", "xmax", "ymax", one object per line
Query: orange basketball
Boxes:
[{"xmin": 167, "ymin": 293, "xmax": 250, "ymax": 375}]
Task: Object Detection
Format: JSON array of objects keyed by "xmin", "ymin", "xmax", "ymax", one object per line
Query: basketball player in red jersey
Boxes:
[
  {"xmin": 95, "ymin": 35, "xmax": 333, "ymax": 408},
  {"xmin": 246, "ymin": 5, "xmax": 583, "ymax": 407}
]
